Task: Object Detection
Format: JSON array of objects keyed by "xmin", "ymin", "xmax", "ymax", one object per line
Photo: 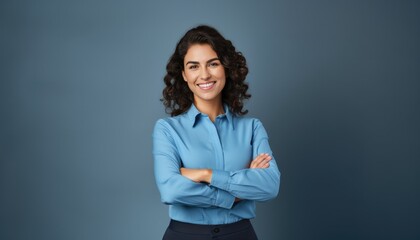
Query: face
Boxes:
[{"xmin": 182, "ymin": 44, "xmax": 226, "ymax": 105}]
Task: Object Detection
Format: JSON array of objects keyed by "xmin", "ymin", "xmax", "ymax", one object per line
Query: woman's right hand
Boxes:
[{"xmin": 249, "ymin": 153, "xmax": 272, "ymax": 169}]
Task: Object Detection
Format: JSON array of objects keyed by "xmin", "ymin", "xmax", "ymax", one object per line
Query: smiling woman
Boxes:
[
  {"xmin": 162, "ymin": 25, "xmax": 250, "ymax": 117},
  {"xmin": 153, "ymin": 25, "xmax": 281, "ymax": 240},
  {"xmin": 182, "ymin": 44, "xmax": 226, "ymax": 121}
]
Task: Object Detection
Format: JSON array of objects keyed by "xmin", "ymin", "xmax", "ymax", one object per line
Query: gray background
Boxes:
[{"xmin": 1, "ymin": 0, "xmax": 419, "ymax": 239}]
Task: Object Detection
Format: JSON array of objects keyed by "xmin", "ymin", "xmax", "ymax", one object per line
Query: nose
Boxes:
[{"xmin": 200, "ymin": 67, "xmax": 211, "ymax": 80}]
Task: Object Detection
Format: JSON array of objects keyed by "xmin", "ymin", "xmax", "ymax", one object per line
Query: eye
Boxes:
[
  {"xmin": 209, "ymin": 61, "xmax": 220, "ymax": 67},
  {"xmin": 188, "ymin": 64, "xmax": 199, "ymax": 70}
]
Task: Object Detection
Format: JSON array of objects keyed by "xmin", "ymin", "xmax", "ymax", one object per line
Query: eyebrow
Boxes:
[{"xmin": 185, "ymin": 57, "xmax": 220, "ymax": 65}]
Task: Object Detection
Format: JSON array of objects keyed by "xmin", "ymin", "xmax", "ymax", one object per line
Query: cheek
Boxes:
[
  {"xmin": 220, "ymin": 79, "xmax": 226, "ymax": 89},
  {"xmin": 183, "ymin": 72, "xmax": 194, "ymax": 83},
  {"xmin": 213, "ymin": 68, "xmax": 226, "ymax": 79}
]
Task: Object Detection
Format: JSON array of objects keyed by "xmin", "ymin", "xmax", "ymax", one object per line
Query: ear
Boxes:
[{"xmin": 182, "ymin": 71, "xmax": 187, "ymax": 82}]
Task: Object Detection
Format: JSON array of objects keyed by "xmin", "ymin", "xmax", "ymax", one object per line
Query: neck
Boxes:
[{"xmin": 194, "ymin": 97, "xmax": 224, "ymax": 122}]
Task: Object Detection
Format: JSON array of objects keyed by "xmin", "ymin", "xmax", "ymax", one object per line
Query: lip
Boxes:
[{"xmin": 197, "ymin": 81, "xmax": 216, "ymax": 90}]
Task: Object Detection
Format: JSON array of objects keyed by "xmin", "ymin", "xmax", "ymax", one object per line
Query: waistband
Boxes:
[{"xmin": 168, "ymin": 219, "xmax": 252, "ymax": 235}]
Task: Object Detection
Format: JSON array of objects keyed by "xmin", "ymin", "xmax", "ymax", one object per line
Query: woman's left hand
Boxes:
[
  {"xmin": 250, "ymin": 153, "xmax": 272, "ymax": 169},
  {"xmin": 180, "ymin": 168, "xmax": 212, "ymax": 183}
]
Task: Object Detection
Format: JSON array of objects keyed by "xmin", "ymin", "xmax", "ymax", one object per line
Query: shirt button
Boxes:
[{"xmin": 213, "ymin": 228, "xmax": 220, "ymax": 233}]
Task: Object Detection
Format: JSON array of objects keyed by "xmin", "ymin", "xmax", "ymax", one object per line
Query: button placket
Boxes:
[
  {"xmin": 211, "ymin": 119, "xmax": 224, "ymax": 170},
  {"xmin": 203, "ymin": 118, "xmax": 222, "ymax": 170}
]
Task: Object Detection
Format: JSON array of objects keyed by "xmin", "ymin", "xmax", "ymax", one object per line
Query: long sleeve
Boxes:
[
  {"xmin": 210, "ymin": 119, "xmax": 281, "ymax": 201},
  {"xmin": 153, "ymin": 119, "xmax": 235, "ymax": 209}
]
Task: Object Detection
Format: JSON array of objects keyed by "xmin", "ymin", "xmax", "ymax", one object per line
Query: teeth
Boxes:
[{"xmin": 198, "ymin": 82, "xmax": 215, "ymax": 89}]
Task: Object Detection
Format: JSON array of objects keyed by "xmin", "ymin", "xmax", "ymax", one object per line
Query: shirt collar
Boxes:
[{"xmin": 186, "ymin": 103, "xmax": 235, "ymax": 129}]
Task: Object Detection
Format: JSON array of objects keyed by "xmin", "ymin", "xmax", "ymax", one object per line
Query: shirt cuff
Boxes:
[
  {"xmin": 210, "ymin": 169, "xmax": 231, "ymax": 191},
  {"xmin": 214, "ymin": 189, "xmax": 235, "ymax": 209}
]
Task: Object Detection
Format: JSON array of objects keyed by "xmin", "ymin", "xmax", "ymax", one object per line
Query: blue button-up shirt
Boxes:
[{"xmin": 153, "ymin": 104, "xmax": 280, "ymax": 224}]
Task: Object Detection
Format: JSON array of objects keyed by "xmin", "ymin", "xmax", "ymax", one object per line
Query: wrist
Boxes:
[{"xmin": 202, "ymin": 169, "xmax": 212, "ymax": 183}]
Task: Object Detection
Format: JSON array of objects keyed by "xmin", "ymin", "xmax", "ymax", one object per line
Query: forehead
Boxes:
[{"xmin": 184, "ymin": 44, "xmax": 218, "ymax": 63}]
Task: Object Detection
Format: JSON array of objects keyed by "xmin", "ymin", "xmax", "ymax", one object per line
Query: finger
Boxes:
[
  {"xmin": 251, "ymin": 154, "xmax": 271, "ymax": 168},
  {"xmin": 251, "ymin": 154, "xmax": 268, "ymax": 168},
  {"xmin": 250, "ymin": 154, "xmax": 265, "ymax": 168},
  {"xmin": 252, "ymin": 154, "xmax": 269, "ymax": 165},
  {"xmin": 254, "ymin": 155, "xmax": 272, "ymax": 168}
]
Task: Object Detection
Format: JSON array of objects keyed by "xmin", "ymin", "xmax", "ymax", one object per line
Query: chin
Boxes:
[{"xmin": 199, "ymin": 93, "xmax": 222, "ymax": 102}]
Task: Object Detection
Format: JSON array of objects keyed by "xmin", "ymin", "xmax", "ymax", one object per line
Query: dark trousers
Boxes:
[{"xmin": 162, "ymin": 219, "xmax": 258, "ymax": 240}]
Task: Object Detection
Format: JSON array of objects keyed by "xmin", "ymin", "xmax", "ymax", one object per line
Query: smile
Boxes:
[{"xmin": 197, "ymin": 81, "xmax": 216, "ymax": 90}]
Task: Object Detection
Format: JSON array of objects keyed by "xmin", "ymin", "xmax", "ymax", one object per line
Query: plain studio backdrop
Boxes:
[{"xmin": 1, "ymin": 0, "xmax": 419, "ymax": 239}]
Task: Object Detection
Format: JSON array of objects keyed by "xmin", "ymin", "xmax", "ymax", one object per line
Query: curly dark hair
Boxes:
[{"xmin": 162, "ymin": 25, "xmax": 251, "ymax": 116}]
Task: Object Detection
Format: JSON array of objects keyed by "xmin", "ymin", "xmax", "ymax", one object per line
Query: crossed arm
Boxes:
[
  {"xmin": 180, "ymin": 153, "xmax": 273, "ymax": 183},
  {"xmin": 180, "ymin": 153, "xmax": 273, "ymax": 203},
  {"xmin": 153, "ymin": 119, "xmax": 280, "ymax": 208}
]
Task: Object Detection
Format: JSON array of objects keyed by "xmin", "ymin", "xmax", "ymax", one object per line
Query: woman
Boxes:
[{"xmin": 153, "ymin": 25, "xmax": 281, "ymax": 240}]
